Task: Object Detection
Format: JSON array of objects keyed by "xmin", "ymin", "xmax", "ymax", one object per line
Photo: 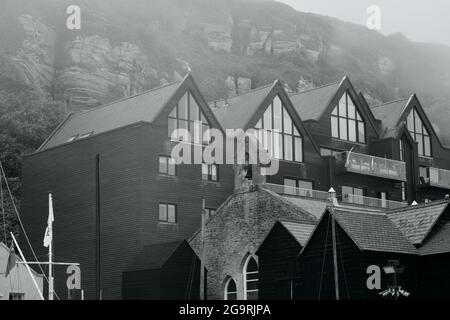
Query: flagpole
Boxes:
[
  {"xmin": 48, "ymin": 193, "xmax": 54, "ymax": 301},
  {"xmin": 10, "ymin": 232, "xmax": 44, "ymax": 300}
]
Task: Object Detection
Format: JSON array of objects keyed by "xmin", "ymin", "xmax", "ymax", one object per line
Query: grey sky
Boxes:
[{"xmin": 278, "ymin": 0, "xmax": 450, "ymax": 46}]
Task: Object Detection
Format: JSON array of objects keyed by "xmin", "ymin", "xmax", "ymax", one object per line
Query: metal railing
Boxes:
[
  {"xmin": 336, "ymin": 151, "xmax": 406, "ymax": 181},
  {"xmin": 262, "ymin": 183, "xmax": 408, "ymax": 210},
  {"xmin": 341, "ymin": 193, "xmax": 408, "ymax": 210}
]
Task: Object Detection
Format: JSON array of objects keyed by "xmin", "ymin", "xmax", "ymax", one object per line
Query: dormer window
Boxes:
[
  {"xmin": 254, "ymin": 96, "xmax": 303, "ymax": 162},
  {"xmin": 168, "ymin": 92, "xmax": 210, "ymax": 144},
  {"xmin": 331, "ymin": 92, "xmax": 365, "ymax": 144},
  {"xmin": 407, "ymin": 108, "xmax": 431, "ymax": 157}
]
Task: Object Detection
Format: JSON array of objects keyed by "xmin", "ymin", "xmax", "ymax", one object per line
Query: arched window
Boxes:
[
  {"xmin": 224, "ymin": 277, "xmax": 237, "ymax": 300},
  {"xmin": 243, "ymin": 256, "xmax": 259, "ymax": 300},
  {"xmin": 254, "ymin": 96, "xmax": 303, "ymax": 162},
  {"xmin": 331, "ymin": 91, "xmax": 365, "ymax": 143},
  {"xmin": 407, "ymin": 108, "xmax": 431, "ymax": 157}
]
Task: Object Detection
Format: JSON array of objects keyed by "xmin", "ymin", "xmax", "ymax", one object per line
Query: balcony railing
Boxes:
[
  {"xmin": 262, "ymin": 183, "xmax": 408, "ymax": 210},
  {"xmin": 262, "ymin": 183, "xmax": 331, "ymax": 200},
  {"xmin": 336, "ymin": 151, "xmax": 406, "ymax": 181},
  {"xmin": 421, "ymin": 167, "xmax": 450, "ymax": 189},
  {"xmin": 341, "ymin": 193, "xmax": 408, "ymax": 210}
]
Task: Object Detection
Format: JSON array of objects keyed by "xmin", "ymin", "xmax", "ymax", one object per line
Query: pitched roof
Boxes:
[
  {"xmin": 210, "ymin": 83, "xmax": 274, "ymax": 130},
  {"xmin": 388, "ymin": 200, "xmax": 449, "ymax": 245},
  {"xmin": 281, "ymin": 195, "xmax": 328, "ymax": 220},
  {"xmin": 419, "ymin": 222, "xmax": 450, "ymax": 255},
  {"xmin": 370, "ymin": 97, "xmax": 410, "ymax": 138},
  {"xmin": 39, "ymin": 80, "xmax": 182, "ymax": 150},
  {"xmin": 127, "ymin": 240, "xmax": 184, "ymax": 271},
  {"xmin": 333, "ymin": 207, "xmax": 418, "ymax": 255},
  {"xmin": 289, "ymin": 81, "xmax": 341, "ymax": 121},
  {"xmin": 279, "ymin": 220, "xmax": 316, "ymax": 246}
]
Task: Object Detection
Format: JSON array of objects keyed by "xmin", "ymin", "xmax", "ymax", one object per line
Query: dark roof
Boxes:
[
  {"xmin": 333, "ymin": 207, "xmax": 418, "ymax": 255},
  {"xmin": 210, "ymin": 82, "xmax": 274, "ymax": 130},
  {"xmin": 370, "ymin": 97, "xmax": 411, "ymax": 138},
  {"xmin": 281, "ymin": 195, "xmax": 328, "ymax": 220},
  {"xmin": 419, "ymin": 222, "xmax": 450, "ymax": 255},
  {"xmin": 40, "ymin": 80, "xmax": 182, "ymax": 150},
  {"xmin": 289, "ymin": 80, "xmax": 341, "ymax": 121},
  {"xmin": 279, "ymin": 220, "xmax": 316, "ymax": 246},
  {"xmin": 388, "ymin": 200, "xmax": 449, "ymax": 245},
  {"xmin": 127, "ymin": 241, "xmax": 183, "ymax": 271}
]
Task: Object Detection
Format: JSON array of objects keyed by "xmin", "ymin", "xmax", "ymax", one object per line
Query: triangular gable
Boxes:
[
  {"xmin": 156, "ymin": 73, "xmax": 224, "ymax": 133},
  {"xmin": 245, "ymin": 80, "xmax": 321, "ymax": 155},
  {"xmin": 318, "ymin": 77, "xmax": 380, "ymax": 138},
  {"xmin": 397, "ymin": 94, "xmax": 446, "ymax": 150}
]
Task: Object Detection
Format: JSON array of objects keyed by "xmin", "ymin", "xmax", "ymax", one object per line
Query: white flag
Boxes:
[{"xmin": 43, "ymin": 193, "xmax": 54, "ymax": 248}]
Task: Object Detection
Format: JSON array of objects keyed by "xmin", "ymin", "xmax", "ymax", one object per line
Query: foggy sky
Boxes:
[{"xmin": 279, "ymin": 0, "xmax": 450, "ymax": 46}]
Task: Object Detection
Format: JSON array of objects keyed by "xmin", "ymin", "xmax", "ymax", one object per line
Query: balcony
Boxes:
[
  {"xmin": 336, "ymin": 151, "xmax": 406, "ymax": 182},
  {"xmin": 341, "ymin": 193, "xmax": 407, "ymax": 210},
  {"xmin": 262, "ymin": 183, "xmax": 408, "ymax": 210},
  {"xmin": 420, "ymin": 167, "xmax": 450, "ymax": 189}
]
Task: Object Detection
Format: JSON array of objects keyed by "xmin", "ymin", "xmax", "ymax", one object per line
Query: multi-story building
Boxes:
[{"xmin": 20, "ymin": 73, "xmax": 450, "ymax": 299}]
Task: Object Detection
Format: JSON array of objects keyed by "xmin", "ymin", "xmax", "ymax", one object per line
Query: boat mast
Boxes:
[{"xmin": 328, "ymin": 188, "xmax": 340, "ymax": 300}]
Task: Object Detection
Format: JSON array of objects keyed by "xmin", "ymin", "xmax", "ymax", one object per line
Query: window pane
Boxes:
[
  {"xmin": 358, "ymin": 122, "xmax": 365, "ymax": 143},
  {"xmin": 417, "ymin": 134, "xmax": 424, "ymax": 156},
  {"xmin": 284, "ymin": 135, "xmax": 293, "ymax": 161},
  {"xmin": 339, "ymin": 95, "xmax": 347, "ymax": 117},
  {"xmin": 159, "ymin": 157, "xmax": 167, "ymax": 174},
  {"xmin": 168, "ymin": 205, "xmax": 176, "ymax": 223},
  {"xmin": 189, "ymin": 94, "xmax": 200, "ymax": 121},
  {"xmin": 179, "ymin": 94, "xmax": 188, "ymax": 120},
  {"xmin": 169, "ymin": 107, "xmax": 176, "ymax": 118},
  {"xmin": 424, "ymin": 135, "xmax": 431, "ymax": 156},
  {"xmin": 159, "ymin": 204, "xmax": 167, "ymax": 221},
  {"xmin": 339, "ymin": 118, "xmax": 347, "ymax": 140},
  {"xmin": 347, "ymin": 98, "xmax": 356, "ymax": 119},
  {"xmin": 293, "ymin": 125, "xmax": 300, "ymax": 136},
  {"xmin": 284, "ymin": 178, "xmax": 297, "ymax": 195},
  {"xmin": 178, "ymin": 120, "xmax": 189, "ymax": 141},
  {"xmin": 228, "ymin": 279, "xmax": 236, "ymax": 292},
  {"xmin": 202, "ymin": 164, "xmax": 208, "ymax": 180},
  {"xmin": 331, "ymin": 105, "xmax": 338, "ymax": 116},
  {"xmin": 273, "ymin": 97, "xmax": 282, "ymax": 131},
  {"xmin": 414, "ymin": 110, "xmax": 422, "ymax": 134},
  {"xmin": 202, "ymin": 124, "xmax": 210, "ymax": 144},
  {"xmin": 168, "ymin": 158, "xmax": 176, "ymax": 176},
  {"xmin": 283, "ymin": 108, "xmax": 292, "ymax": 134},
  {"xmin": 298, "ymin": 180, "xmax": 313, "ymax": 190},
  {"xmin": 255, "ymin": 119, "xmax": 262, "ymax": 129},
  {"xmin": 331, "ymin": 116, "xmax": 339, "ymax": 138},
  {"xmin": 407, "ymin": 112, "xmax": 414, "ymax": 132},
  {"xmin": 263, "ymin": 105, "xmax": 272, "ymax": 129},
  {"xmin": 273, "ymin": 132, "xmax": 282, "ymax": 159},
  {"xmin": 247, "ymin": 258, "xmax": 258, "ymax": 272},
  {"xmin": 168, "ymin": 118, "xmax": 177, "ymax": 138},
  {"xmin": 211, "ymin": 165, "xmax": 218, "ymax": 181},
  {"xmin": 348, "ymin": 119, "xmax": 356, "ymax": 142},
  {"xmin": 294, "ymin": 137, "xmax": 303, "ymax": 162}
]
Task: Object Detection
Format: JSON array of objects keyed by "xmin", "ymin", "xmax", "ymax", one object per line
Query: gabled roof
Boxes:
[
  {"xmin": 279, "ymin": 220, "xmax": 316, "ymax": 246},
  {"xmin": 388, "ymin": 200, "xmax": 449, "ymax": 245},
  {"xmin": 126, "ymin": 240, "xmax": 184, "ymax": 271},
  {"xmin": 289, "ymin": 81, "xmax": 342, "ymax": 121},
  {"xmin": 333, "ymin": 207, "xmax": 418, "ymax": 255},
  {"xmin": 281, "ymin": 195, "xmax": 328, "ymax": 220},
  {"xmin": 370, "ymin": 97, "xmax": 410, "ymax": 139},
  {"xmin": 419, "ymin": 222, "xmax": 450, "ymax": 255},
  {"xmin": 210, "ymin": 82, "xmax": 275, "ymax": 130},
  {"xmin": 38, "ymin": 75, "xmax": 192, "ymax": 151}
]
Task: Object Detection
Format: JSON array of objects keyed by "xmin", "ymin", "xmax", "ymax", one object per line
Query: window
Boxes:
[
  {"xmin": 159, "ymin": 203, "xmax": 176, "ymax": 223},
  {"xmin": 342, "ymin": 186, "xmax": 364, "ymax": 205},
  {"xmin": 244, "ymin": 256, "xmax": 259, "ymax": 300},
  {"xmin": 205, "ymin": 208, "xmax": 216, "ymax": 220},
  {"xmin": 9, "ymin": 293, "xmax": 24, "ymax": 300},
  {"xmin": 320, "ymin": 147, "xmax": 339, "ymax": 157},
  {"xmin": 224, "ymin": 278, "xmax": 237, "ymax": 300},
  {"xmin": 254, "ymin": 96, "xmax": 303, "ymax": 162},
  {"xmin": 406, "ymin": 108, "xmax": 431, "ymax": 157},
  {"xmin": 168, "ymin": 92, "xmax": 210, "ymax": 144},
  {"xmin": 159, "ymin": 156, "xmax": 176, "ymax": 176},
  {"xmin": 202, "ymin": 164, "xmax": 218, "ymax": 181},
  {"xmin": 401, "ymin": 182, "xmax": 406, "ymax": 201},
  {"xmin": 331, "ymin": 92, "xmax": 365, "ymax": 143},
  {"xmin": 283, "ymin": 178, "xmax": 313, "ymax": 197},
  {"xmin": 399, "ymin": 140, "xmax": 404, "ymax": 161}
]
